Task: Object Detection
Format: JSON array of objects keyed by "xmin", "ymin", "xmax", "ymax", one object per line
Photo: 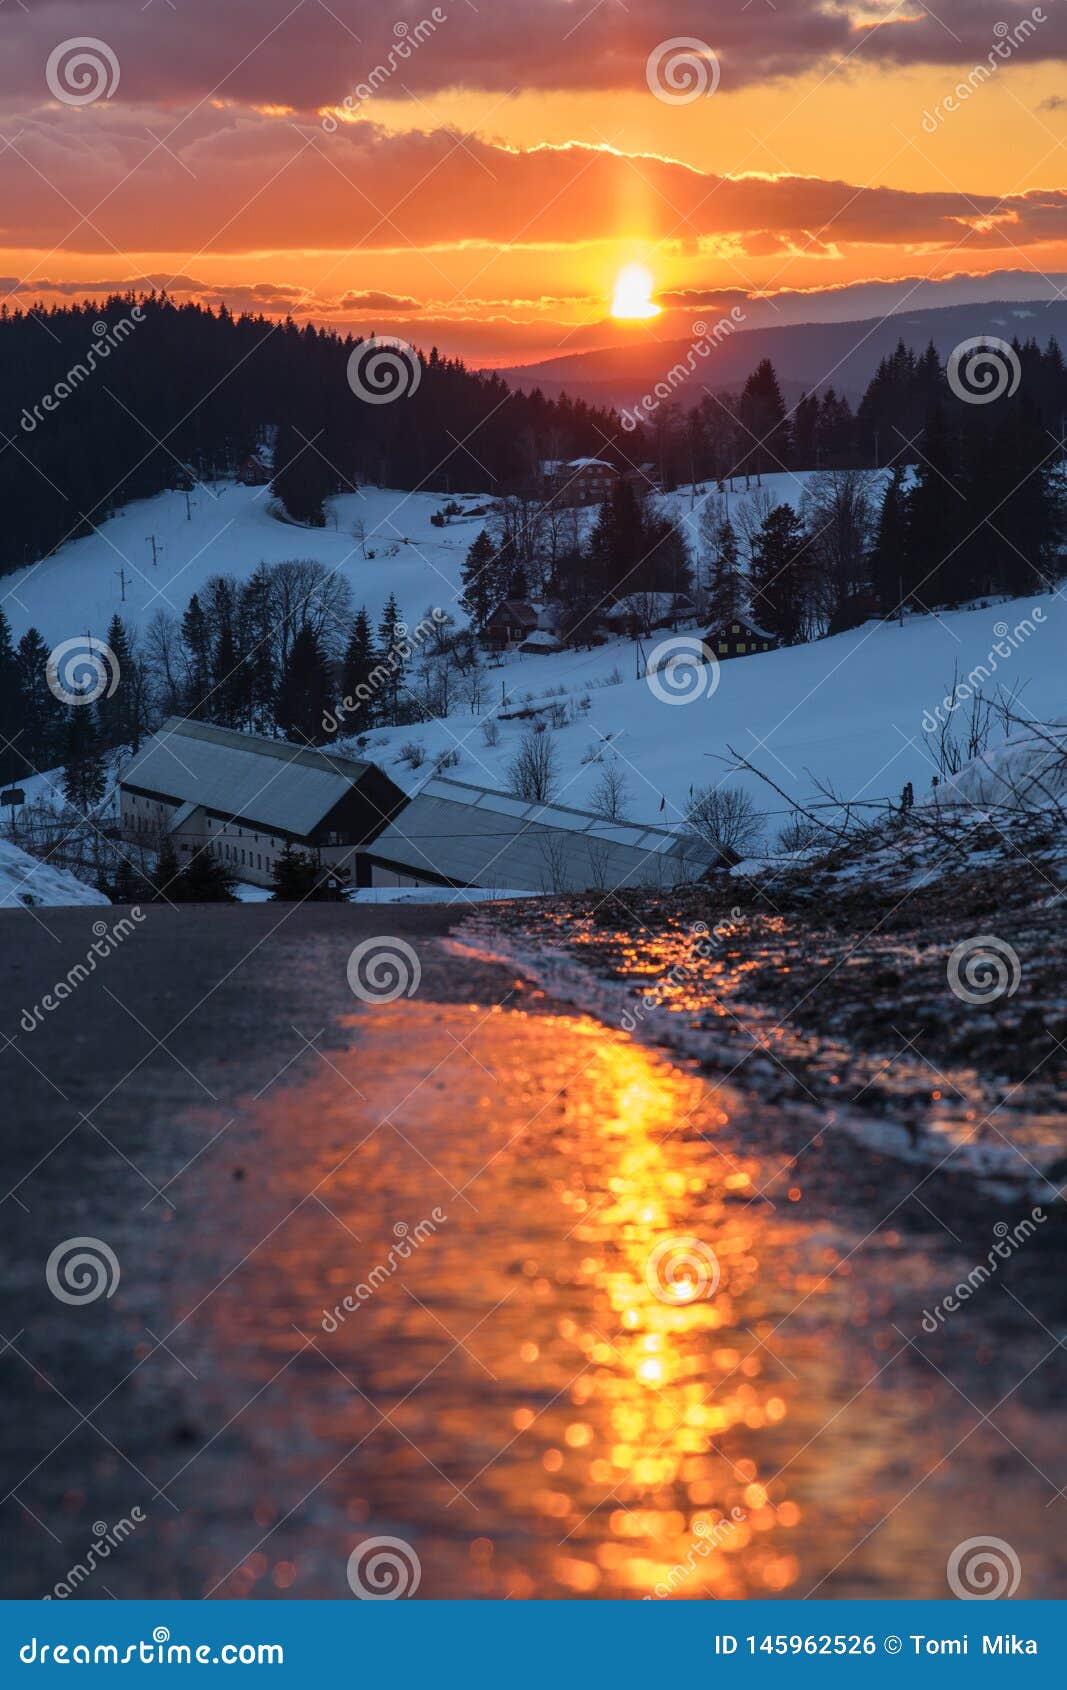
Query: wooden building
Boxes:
[{"xmin": 702, "ymin": 614, "xmax": 778, "ymax": 660}]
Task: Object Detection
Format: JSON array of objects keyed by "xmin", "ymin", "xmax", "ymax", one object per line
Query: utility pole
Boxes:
[
  {"xmin": 185, "ymin": 488, "xmax": 192, "ymax": 522},
  {"xmin": 115, "ymin": 567, "xmax": 127, "ymax": 603},
  {"xmin": 898, "ymin": 575, "xmax": 905, "ymax": 630},
  {"xmin": 147, "ymin": 535, "xmax": 160, "ymax": 567}
]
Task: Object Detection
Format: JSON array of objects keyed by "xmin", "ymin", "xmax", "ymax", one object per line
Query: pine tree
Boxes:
[
  {"xmin": 905, "ymin": 406, "xmax": 961, "ymax": 604},
  {"xmin": 458, "ymin": 530, "xmax": 500, "ymax": 628},
  {"xmin": 340, "ymin": 607, "xmax": 378, "ymax": 729},
  {"xmin": 0, "ymin": 610, "xmax": 26, "ymax": 786},
  {"xmin": 586, "ymin": 479, "xmax": 644, "ymax": 600},
  {"xmin": 377, "ymin": 594, "xmax": 405, "ymax": 720},
  {"xmin": 269, "ymin": 842, "xmax": 328, "ymax": 900},
  {"xmin": 705, "ymin": 519, "xmax": 746, "ymax": 627},
  {"xmin": 181, "ymin": 593, "xmax": 212, "ymax": 717},
  {"xmin": 97, "ymin": 613, "xmax": 133, "ymax": 749},
  {"xmin": 275, "ymin": 621, "xmax": 332, "ymax": 744},
  {"xmin": 176, "ymin": 847, "xmax": 238, "ymax": 902},
  {"xmin": 154, "ymin": 836, "xmax": 183, "ymax": 900},
  {"xmin": 62, "ymin": 707, "xmax": 107, "ymax": 812},
  {"xmin": 236, "ymin": 566, "xmax": 277, "ymax": 729},
  {"xmin": 751, "ymin": 505, "xmax": 810, "ymax": 643},
  {"xmin": 272, "ymin": 421, "xmax": 333, "ymax": 526},
  {"xmin": 738, "ymin": 359, "xmax": 791, "ymax": 479},
  {"xmin": 15, "ymin": 627, "xmax": 65, "ymax": 771},
  {"xmin": 870, "ymin": 464, "xmax": 908, "ymax": 612}
]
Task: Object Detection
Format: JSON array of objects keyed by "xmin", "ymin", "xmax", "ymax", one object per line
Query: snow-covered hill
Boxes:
[
  {"xmin": 1, "ymin": 472, "xmax": 817, "ymax": 648},
  {"xmin": 0, "ymin": 839, "xmax": 110, "ymax": 909},
  {"xmin": 2, "ymin": 472, "xmax": 1062, "ymax": 838}
]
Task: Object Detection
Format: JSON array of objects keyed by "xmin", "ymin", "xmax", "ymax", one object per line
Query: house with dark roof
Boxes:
[
  {"xmin": 702, "ymin": 613, "xmax": 778, "ymax": 660},
  {"xmin": 119, "ymin": 718, "xmax": 405, "ymax": 888},
  {"xmin": 483, "ymin": 599, "xmax": 563, "ymax": 651},
  {"xmin": 540, "ymin": 457, "xmax": 618, "ymax": 506}
]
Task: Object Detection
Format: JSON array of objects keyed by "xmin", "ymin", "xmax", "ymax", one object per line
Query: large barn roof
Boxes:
[
  {"xmin": 367, "ymin": 777, "xmax": 717, "ymax": 894},
  {"xmin": 120, "ymin": 718, "xmax": 385, "ymax": 837}
]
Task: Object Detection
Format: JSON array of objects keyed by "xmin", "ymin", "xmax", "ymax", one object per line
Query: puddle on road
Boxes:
[{"xmin": 169, "ymin": 1000, "xmax": 1062, "ymax": 1600}]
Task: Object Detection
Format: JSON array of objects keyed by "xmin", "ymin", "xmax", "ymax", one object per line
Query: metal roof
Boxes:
[
  {"xmin": 705, "ymin": 614, "xmax": 775, "ymax": 641},
  {"xmin": 120, "ymin": 718, "xmax": 379, "ymax": 838},
  {"xmin": 367, "ymin": 777, "xmax": 717, "ymax": 894}
]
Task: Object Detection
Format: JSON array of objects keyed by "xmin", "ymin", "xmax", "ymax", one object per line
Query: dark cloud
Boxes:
[{"xmin": 1, "ymin": 0, "xmax": 1062, "ymax": 110}]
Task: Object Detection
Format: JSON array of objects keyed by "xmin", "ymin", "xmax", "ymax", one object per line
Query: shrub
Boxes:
[{"xmin": 684, "ymin": 784, "xmax": 764, "ymax": 859}]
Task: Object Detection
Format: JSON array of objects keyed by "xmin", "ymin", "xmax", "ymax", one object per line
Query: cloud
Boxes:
[
  {"xmin": 3, "ymin": 109, "xmax": 1066, "ymax": 265},
  {"xmin": 2, "ymin": 1, "xmax": 1063, "ymax": 111},
  {"xmin": 339, "ymin": 289, "xmax": 421, "ymax": 312}
]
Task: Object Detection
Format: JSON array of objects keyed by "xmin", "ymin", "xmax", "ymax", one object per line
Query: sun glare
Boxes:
[{"xmin": 611, "ymin": 264, "xmax": 660, "ymax": 321}]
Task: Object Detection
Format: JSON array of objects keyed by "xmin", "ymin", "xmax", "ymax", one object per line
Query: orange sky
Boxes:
[{"xmin": 2, "ymin": 1, "xmax": 1066, "ymax": 363}]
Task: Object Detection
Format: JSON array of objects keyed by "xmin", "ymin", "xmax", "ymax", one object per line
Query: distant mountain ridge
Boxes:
[{"xmin": 496, "ymin": 299, "xmax": 1067, "ymax": 410}]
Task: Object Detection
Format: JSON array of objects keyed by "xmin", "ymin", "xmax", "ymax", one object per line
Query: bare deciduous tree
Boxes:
[
  {"xmin": 684, "ymin": 783, "xmax": 764, "ymax": 858},
  {"xmin": 508, "ymin": 729, "xmax": 558, "ymax": 803},
  {"xmin": 589, "ymin": 762, "xmax": 631, "ymax": 822}
]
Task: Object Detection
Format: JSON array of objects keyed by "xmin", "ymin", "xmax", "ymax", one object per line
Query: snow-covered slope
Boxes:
[
  {"xmin": 0, "ymin": 472, "xmax": 817, "ymax": 649},
  {"xmin": 2, "ymin": 472, "xmax": 1062, "ymax": 835},
  {"xmin": 0, "ymin": 839, "xmax": 110, "ymax": 909}
]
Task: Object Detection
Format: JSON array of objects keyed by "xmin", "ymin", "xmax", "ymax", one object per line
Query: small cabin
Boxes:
[
  {"xmin": 483, "ymin": 599, "xmax": 541, "ymax": 650},
  {"xmin": 702, "ymin": 614, "xmax": 777, "ymax": 660},
  {"xmin": 484, "ymin": 599, "xmax": 564, "ymax": 651},
  {"xmin": 237, "ymin": 450, "xmax": 272, "ymax": 486}
]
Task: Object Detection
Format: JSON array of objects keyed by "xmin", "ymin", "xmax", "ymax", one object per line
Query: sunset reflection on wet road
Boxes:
[{"xmin": 164, "ymin": 985, "xmax": 1064, "ymax": 1600}]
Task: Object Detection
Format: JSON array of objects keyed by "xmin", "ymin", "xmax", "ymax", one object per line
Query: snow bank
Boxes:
[
  {"xmin": 926, "ymin": 727, "xmax": 1067, "ymax": 813},
  {"xmin": 0, "ymin": 838, "xmax": 110, "ymax": 909}
]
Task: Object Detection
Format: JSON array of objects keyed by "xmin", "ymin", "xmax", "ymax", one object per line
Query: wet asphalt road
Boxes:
[{"xmin": 1, "ymin": 901, "xmax": 1065, "ymax": 1600}]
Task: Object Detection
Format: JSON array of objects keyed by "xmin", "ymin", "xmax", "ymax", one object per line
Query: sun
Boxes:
[{"xmin": 611, "ymin": 264, "xmax": 661, "ymax": 321}]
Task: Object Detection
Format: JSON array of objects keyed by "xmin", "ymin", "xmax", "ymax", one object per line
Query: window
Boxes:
[
  {"xmin": 718, "ymin": 641, "xmax": 728, "ymax": 654},
  {"xmin": 737, "ymin": 642, "xmax": 747, "ymax": 653},
  {"xmin": 731, "ymin": 623, "xmax": 739, "ymax": 633}
]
